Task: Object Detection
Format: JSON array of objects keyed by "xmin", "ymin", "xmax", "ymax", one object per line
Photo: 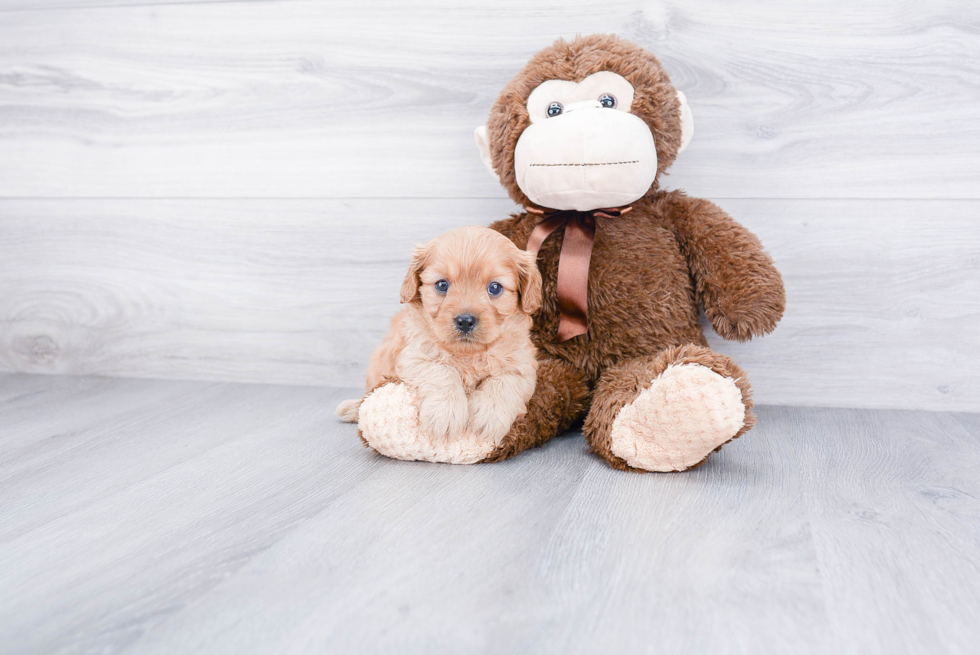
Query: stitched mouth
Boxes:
[{"xmin": 530, "ymin": 160, "xmax": 639, "ymax": 167}]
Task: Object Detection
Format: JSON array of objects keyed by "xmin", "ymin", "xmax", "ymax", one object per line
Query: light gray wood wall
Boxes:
[{"xmin": 1, "ymin": 0, "xmax": 978, "ymax": 411}]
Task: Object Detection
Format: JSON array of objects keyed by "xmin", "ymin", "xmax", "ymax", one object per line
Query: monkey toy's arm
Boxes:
[{"xmin": 665, "ymin": 194, "xmax": 785, "ymax": 342}]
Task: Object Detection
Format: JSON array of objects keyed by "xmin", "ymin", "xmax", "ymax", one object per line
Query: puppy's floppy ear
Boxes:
[
  {"xmin": 516, "ymin": 250, "xmax": 543, "ymax": 315},
  {"xmin": 400, "ymin": 244, "xmax": 429, "ymax": 305}
]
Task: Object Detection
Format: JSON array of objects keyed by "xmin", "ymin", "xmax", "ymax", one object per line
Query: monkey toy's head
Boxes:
[{"xmin": 475, "ymin": 35, "xmax": 693, "ymax": 212}]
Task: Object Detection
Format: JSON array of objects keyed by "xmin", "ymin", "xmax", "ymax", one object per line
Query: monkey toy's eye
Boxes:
[
  {"xmin": 546, "ymin": 102, "xmax": 563, "ymax": 118},
  {"xmin": 487, "ymin": 281, "xmax": 503, "ymax": 297},
  {"xmin": 435, "ymin": 280, "xmax": 450, "ymax": 294},
  {"xmin": 598, "ymin": 93, "xmax": 617, "ymax": 109}
]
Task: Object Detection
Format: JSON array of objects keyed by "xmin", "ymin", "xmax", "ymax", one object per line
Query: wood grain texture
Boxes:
[
  {"xmin": 1, "ymin": 373, "xmax": 979, "ymax": 654},
  {"xmin": 1, "ymin": 198, "xmax": 977, "ymax": 411},
  {"xmin": 791, "ymin": 407, "xmax": 980, "ymax": 654},
  {"xmin": 0, "ymin": 0, "xmax": 977, "ymax": 198},
  {"xmin": 0, "ymin": 0, "xmax": 257, "ymax": 10}
]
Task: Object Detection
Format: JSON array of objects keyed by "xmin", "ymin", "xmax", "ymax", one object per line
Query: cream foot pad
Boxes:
[{"xmin": 610, "ymin": 364, "xmax": 745, "ymax": 472}]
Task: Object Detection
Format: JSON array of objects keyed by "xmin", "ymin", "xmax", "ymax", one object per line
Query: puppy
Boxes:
[{"xmin": 337, "ymin": 226, "xmax": 541, "ymax": 447}]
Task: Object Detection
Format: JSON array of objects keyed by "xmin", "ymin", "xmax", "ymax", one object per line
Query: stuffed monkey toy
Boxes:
[{"xmin": 357, "ymin": 34, "xmax": 785, "ymax": 472}]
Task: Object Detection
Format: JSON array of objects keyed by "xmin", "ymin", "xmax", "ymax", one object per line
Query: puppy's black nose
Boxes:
[{"xmin": 454, "ymin": 314, "xmax": 477, "ymax": 334}]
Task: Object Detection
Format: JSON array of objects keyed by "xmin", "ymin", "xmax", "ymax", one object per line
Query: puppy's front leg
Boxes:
[
  {"xmin": 417, "ymin": 379, "xmax": 468, "ymax": 441},
  {"xmin": 398, "ymin": 354, "xmax": 468, "ymax": 440},
  {"xmin": 467, "ymin": 369, "xmax": 537, "ymax": 446}
]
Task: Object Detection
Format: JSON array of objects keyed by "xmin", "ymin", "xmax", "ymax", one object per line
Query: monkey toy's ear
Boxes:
[
  {"xmin": 676, "ymin": 90, "xmax": 695, "ymax": 155},
  {"xmin": 474, "ymin": 126, "xmax": 500, "ymax": 182}
]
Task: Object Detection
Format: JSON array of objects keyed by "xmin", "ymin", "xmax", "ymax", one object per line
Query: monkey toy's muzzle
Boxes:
[{"xmin": 514, "ymin": 101, "xmax": 658, "ymax": 212}]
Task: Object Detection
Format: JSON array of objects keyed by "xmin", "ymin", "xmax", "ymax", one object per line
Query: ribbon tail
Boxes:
[
  {"xmin": 555, "ymin": 216, "xmax": 594, "ymax": 341},
  {"xmin": 525, "ymin": 214, "xmax": 566, "ymax": 256}
]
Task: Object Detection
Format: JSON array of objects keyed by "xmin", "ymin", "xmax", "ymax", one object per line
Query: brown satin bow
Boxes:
[{"xmin": 525, "ymin": 205, "xmax": 632, "ymax": 342}]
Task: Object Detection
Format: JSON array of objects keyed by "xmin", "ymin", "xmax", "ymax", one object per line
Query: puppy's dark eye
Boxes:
[
  {"xmin": 547, "ymin": 102, "xmax": 563, "ymax": 118},
  {"xmin": 598, "ymin": 94, "xmax": 617, "ymax": 109},
  {"xmin": 487, "ymin": 281, "xmax": 503, "ymax": 297},
  {"xmin": 435, "ymin": 280, "xmax": 449, "ymax": 294}
]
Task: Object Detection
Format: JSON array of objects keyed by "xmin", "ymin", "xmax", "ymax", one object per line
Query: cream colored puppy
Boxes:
[{"xmin": 337, "ymin": 226, "xmax": 542, "ymax": 454}]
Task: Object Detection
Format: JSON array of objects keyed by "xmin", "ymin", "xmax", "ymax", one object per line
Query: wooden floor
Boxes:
[{"xmin": 1, "ymin": 373, "xmax": 978, "ymax": 654}]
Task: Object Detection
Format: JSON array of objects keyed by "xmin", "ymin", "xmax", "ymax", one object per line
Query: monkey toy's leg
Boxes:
[
  {"xmin": 481, "ymin": 356, "xmax": 591, "ymax": 463},
  {"xmin": 584, "ymin": 344, "xmax": 755, "ymax": 472},
  {"xmin": 358, "ymin": 380, "xmax": 493, "ymax": 464},
  {"xmin": 356, "ymin": 356, "xmax": 589, "ymax": 465}
]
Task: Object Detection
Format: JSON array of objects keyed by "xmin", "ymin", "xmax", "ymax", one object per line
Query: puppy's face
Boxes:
[{"xmin": 400, "ymin": 226, "xmax": 542, "ymax": 353}]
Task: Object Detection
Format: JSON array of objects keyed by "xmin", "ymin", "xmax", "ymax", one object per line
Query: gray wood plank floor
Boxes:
[{"xmin": 1, "ymin": 373, "xmax": 978, "ymax": 654}]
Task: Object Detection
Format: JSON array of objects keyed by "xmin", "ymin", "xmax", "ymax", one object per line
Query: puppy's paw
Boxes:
[
  {"xmin": 417, "ymin": 389, "xmax": 468, "ymax": 440},
  {"xmin": 467, "ymin": 397, "xmax": 517, "ymax": 446}
]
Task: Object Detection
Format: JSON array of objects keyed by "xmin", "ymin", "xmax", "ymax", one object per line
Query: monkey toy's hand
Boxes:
[{"xmin": 669, "ymin": 196, "xmax": 786, "ymax": 341}]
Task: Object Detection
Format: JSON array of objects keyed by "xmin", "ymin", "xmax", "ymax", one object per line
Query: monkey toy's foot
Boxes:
[
  {"xmin": 609, "ymin": 363, "xmax": 746, "ymax": 472},
  {"xmin": 585, "ymin": 345, "xmax": 755, "ymax": 473},
  {"xmin": 356, "ymin": 383, "xmax": 496, "ymax": 465}
]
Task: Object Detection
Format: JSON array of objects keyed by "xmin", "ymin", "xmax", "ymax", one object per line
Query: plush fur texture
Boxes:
[
  {"xmin": 485, "ymin": 35, "xmax": 686, "ymax": 208},
  {"xmin": 340, "ymin": 226, "xmax": 542, "ymax": 462},
  {"xmin": 477, "ymin": 35, "xmax": 784, "ymax": 471},
  {"xmin": 610, "ymin": 364, "xmax": 744, "ymax": 471},
  {"xmin": 585, "ymin": 344, "xmax": 755, "ymax": 472}
]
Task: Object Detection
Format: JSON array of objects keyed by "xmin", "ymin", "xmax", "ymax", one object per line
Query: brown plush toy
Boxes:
[{"xmin": 357, "ymin": 34, "xmax": 785, "ymax": 472}]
